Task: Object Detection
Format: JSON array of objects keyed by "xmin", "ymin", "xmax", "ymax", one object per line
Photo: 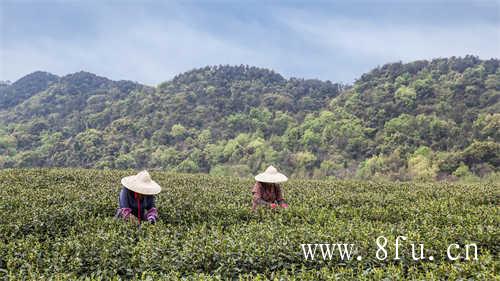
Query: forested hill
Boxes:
[{"xmin": 0, "ymin": 56, "xmax": 498, "ymax": 181}]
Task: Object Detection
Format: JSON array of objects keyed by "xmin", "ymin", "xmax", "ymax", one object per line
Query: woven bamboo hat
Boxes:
[
  {"xmin": 121, "ymin": 170, "xmax": 161, "ymax": 195},
  {"xmin": 254, "ymin": 165, "xmax": 288, "ymax": 183}
]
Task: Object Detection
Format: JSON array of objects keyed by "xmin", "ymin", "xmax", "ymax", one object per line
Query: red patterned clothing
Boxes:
[{"xmin": 251, "ymin": 181, "xmax": 285, "ymax": 210}]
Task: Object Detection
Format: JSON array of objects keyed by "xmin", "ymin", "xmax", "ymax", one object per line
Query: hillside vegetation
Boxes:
[
  {"xmin": 0, "ymin": 56, "xmax": 498, "ymax": 181},
  {"xmin": 0, "ymin": 169, "xmax": 498, "ymax": 279}
]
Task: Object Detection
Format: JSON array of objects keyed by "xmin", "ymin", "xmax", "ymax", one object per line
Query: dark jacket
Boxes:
[{"xmin": 116, "ymin": 186, "xmax": 158, "ymax": 222}]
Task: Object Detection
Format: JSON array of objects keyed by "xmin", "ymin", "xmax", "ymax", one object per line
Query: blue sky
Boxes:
[{"xmin": 1, "ymin": 0, "xmax": 499, "ymax": 86}]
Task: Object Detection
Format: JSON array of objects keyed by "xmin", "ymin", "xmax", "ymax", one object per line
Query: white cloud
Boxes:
[
  {"xmin": 279, "ymin": 13, "xmax": 500, "ymax": 63},
  {"xmin": 0, "ymin": 21, "xmax": 257, "ymax": 85},
  {"xmin": 1, "ymin": 3, "xmax": 498, "ymax": 85},
  {"xmin": 0, "ymin": 7, "xmax": 293, "ymax": 85}
]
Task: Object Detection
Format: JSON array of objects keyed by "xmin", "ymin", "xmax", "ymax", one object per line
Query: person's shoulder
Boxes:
[
  {"xmin": 119, "ymin": 186, "xmax": 129, "ymax": 197},
  {"xmin": 252, "ymin": 181, "xmax": 262, "ymax": 192}
]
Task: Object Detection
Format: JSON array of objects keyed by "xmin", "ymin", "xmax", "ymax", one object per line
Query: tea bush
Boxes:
[{"xmin": 0, "ymin": 169, "xmax": 498, "ymax": 280}]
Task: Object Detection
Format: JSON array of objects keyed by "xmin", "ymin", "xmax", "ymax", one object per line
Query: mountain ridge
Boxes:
[{"xmin": 0, "ymin": 56, "xmax": 498, "ymax": 181}]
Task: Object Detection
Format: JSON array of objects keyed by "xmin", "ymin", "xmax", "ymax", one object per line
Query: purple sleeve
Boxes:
[
  {"xmin": 146, "ymin": 207, "xmax": 158, "ymax": 221},
  {"xmin": 116, "ymin": 208, "xmax": 132, "ymax": 219}
]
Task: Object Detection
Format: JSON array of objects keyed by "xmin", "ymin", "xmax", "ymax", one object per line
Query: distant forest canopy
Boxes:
[{"xmin": 0, "ymin": 55, "xmax": 499, "ymax": 181}]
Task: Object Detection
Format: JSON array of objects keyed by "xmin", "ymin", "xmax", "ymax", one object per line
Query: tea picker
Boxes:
[
  {"xmin": 115, "ymin": 170, "xmax": 161, "ymax": 225},
  {"xmin": 251, "ymin": 165, "xmax": 289, "ymax": 211}
]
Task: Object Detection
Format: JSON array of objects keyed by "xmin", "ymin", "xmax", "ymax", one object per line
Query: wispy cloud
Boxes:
[
  {"xmin": 1, "ymin": 1, "xmax": 499, "ymax": 85},
  {"xmin": 0, "ymin": 4, "xmax": 297, "ymax": 85},
  {"xmin": 280, "ymin": 13, "xmax": 500, "ymax": 62},
  {"xmin": 1, "ymin": 20, "xmax": 259, "ymax": 85}
]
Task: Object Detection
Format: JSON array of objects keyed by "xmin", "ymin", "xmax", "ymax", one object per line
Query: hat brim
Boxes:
[
  {"xmin": 121, "ymin": 176, "xmax": 161, "ymax": 195},
  {"xmin": 255, "ymin": 172, "xmax": 288, "ymax": 183}
]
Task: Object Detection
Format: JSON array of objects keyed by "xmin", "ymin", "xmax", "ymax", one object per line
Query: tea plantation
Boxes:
[{"xmin": 0, "ymin": 169, "xmax": 498, "ymax": 280}]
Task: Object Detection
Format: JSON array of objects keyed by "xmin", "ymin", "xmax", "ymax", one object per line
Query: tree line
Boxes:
[{"xmin": 0, "ymin": 57, "xmax": 498, "ymax": 181}]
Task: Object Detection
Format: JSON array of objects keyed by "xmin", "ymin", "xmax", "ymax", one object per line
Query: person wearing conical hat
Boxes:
[
  {"xmin": 115, "ymin": 170, "xmax": 161, "ymax": 224},
  {"xmin": 252, "ymin": 165, "xmax": 289, "ymax": 211}
]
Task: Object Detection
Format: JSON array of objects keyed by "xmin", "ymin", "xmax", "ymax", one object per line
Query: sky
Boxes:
[{"xmin": 1, "ymin": 0, "xmax": 499, "ymax": 86}]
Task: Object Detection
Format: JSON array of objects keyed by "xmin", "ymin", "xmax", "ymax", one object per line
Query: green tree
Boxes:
[{"xmin": 171, "ymin": 124, "xmax": 187, "ymax": 139}]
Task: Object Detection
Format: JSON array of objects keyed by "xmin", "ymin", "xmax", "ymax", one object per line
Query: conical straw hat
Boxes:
[
  {"xmin": 254, "ymin": 165, "xmax": 288, "ymax": 183},
  {"xmin": 121, "ymin": 170, "xmax": 161, "ymax": 195}
]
